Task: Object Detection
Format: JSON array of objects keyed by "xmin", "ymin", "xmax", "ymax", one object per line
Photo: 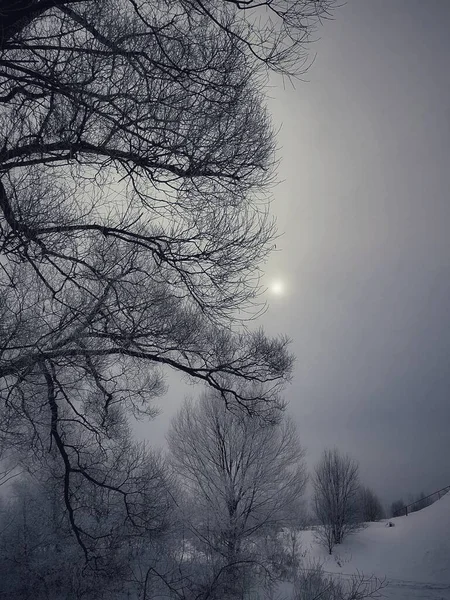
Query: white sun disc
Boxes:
[{"xmin": 270, "ymin": 280, "xmax": 285, "ymax": 296}]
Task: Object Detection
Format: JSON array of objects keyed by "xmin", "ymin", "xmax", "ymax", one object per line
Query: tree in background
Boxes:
[
  {"xmin": 0, "ymin": 446, "xmax": 175, "ymax": 599},
  {"xmin": 167, "ymin": 392, "xmax": 308, "ymax": 598},
  {"xmin": 0, "ymin": 475, "xmax": 124, "ymax": 599},
  {"xmin": 390, "ymin": 499, "xmax": 406, "ymax": 518},
  {"xmin": 359, "ymin": 486, "xmax": 384, "ymax": 522},
  {"xmin": 410, "ymin": 491, "xmax": 433, "ymax": 513},
  {"xmin": 1, "ymin": 372, "xmax": 174, "ymax": 563},
  {"xmin": 312, "ymin": 448, "xmax": 361, "ymax": 554},
  {"xmin": 0, "ymin": 0, "xmax": 333, "ymax": 557}
]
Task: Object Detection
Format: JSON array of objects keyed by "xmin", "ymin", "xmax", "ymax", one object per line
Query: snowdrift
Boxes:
[{"xmin": 300, "ymin": 491, "xmax": 450, "ymax": 598}]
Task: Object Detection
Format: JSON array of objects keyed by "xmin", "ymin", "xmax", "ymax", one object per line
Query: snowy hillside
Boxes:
[{"xmin": 299, "ymin": 492, "xmax": 450, "ymax": 599}]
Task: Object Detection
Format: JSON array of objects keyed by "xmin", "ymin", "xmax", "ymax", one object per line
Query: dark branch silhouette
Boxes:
[{"xmin": 0, "ymin": 0, "xmax": 331, "ymax": 559}]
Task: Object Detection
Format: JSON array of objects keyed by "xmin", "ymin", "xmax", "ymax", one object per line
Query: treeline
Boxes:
[
  {"xmin": 390, "ymin": 491, "xmax": 436, "ymax": 517},
  {"xmin": 0, "ymin": 393, "xmax": 385, "ymax": 600}
]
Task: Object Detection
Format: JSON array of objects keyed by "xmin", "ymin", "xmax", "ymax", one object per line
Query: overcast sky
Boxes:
[{"xmin": 142, "ymin": 0, "xmax": 450, "ymax": 507}]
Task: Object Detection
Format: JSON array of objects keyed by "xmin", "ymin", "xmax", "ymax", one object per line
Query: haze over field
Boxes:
[
  {"xmin": 143, "ymin": 0, "xmax": 450, "ymax": 505},
  {"xmin": 297, "ymin": 492, "xmax": 450, "ymax": 598}
]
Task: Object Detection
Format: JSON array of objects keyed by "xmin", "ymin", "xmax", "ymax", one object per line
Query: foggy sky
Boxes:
[{"xmin": 141, "ymin": 0, "xmax": 450, "ymax": 507}]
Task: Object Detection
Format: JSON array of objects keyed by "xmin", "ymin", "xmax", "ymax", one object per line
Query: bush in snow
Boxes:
[{"xmin": 292, "ymin": 560, "xmax": 386, "ymax": 600}]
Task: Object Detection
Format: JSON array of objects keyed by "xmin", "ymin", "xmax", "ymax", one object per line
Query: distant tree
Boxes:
[
  {"xmin": 312, "ymin": 448, "xmax": 361, "ymax": 554},
  {"xmin": 410, "ymin": 491, "xmax": 433, "ymax": 513},
  {"xmin": 0, "ymin": 449, "xmax": 174, "ymax": 599},
  {"xmin": 167, "ymin": 391, "xmax": 308, "ymax": 597},
  {"xmin": 0, "ymin": 476, "xmax": 110, "ymax": 599},
  {"xmin": 390, "ymin": 499, "xmax": 406, "ymax": 517},
  {"xmin": 359, "ymin": 486, "xmax": 384, "ymax": 522},
  {"xmin": 3, "ymin": 407, "xmax": 174, "ymax": 564}
]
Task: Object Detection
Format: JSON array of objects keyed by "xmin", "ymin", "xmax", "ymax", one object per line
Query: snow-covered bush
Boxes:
[{"xmin": 292, "ymin": 561, "xmax": 385, "ymax": 600}]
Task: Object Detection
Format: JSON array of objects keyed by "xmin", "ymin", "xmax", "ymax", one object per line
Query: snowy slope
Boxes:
[{"xmin": 299, "ymin": 492, "xmax": 450, "ymax": 599}]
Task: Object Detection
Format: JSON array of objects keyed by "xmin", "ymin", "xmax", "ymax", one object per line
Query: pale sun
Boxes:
[{"xmin": 270, "ymin": 280, "xmax": 285, "ymax": 296}]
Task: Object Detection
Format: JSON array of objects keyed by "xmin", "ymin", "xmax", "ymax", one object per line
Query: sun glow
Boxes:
[{"xmin": 270, "ymin": 280, "xmax": 285, "ymax": 296}]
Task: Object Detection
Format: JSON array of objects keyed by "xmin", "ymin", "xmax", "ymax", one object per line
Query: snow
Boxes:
[{"xmin": 299, "ymin": 491, "xmax": 450, "ymax": 599}]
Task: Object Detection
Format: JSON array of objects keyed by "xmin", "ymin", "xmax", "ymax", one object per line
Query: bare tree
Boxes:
[
  {"xmin": 312, "ymin": 449, "xmax": 361, "ymax": 554},
  {"xmin": 0, "ymin": 443, "xmax": 174, "ymax": 598},
  {"xmin": 410, "ymin": 491, "xmax": 433, "ymax": 513},
  {"xmin": 0, "ymin": 0, "xmax": 336, "ymax": 412},
  {"xmin": 0, "ymin": 460, "xmax": 21, "ymax": 488},
  {"xmin": 167, "ymin": 391, "xmax": 308, "ymax": 597},
  {"xmin": 390, "ymin": 499, "xmax": 406, "ymax": 518},
  {"xmin": 358, "ymin": 486, "xmax": 384, "ymax": 522},
  {"xmin": 0, "ymin": 361, "xmax": 175, "ymax": 561},
  {"xmin": 0, "ymin": 0, "xmax": 335, "ymax": 557}
]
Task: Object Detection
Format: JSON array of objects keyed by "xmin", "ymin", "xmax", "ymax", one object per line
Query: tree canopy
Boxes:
[{"xmin": 0, "ymin": 0, "xmax": 332, "ymax": 559}]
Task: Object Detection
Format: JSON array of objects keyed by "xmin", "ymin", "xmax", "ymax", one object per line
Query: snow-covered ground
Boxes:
[{"xmin": 298, "ymin": 491, "xmax": 450, "ymax": 599}]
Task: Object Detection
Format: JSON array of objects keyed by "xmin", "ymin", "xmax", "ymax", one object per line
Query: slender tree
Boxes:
[
  {"xmin": 359, "ymin": 486, "xmax": 384, "ymax": 522},
  {"xmin": 312, "ymin": 448, "xmax": 360, "ymax": 554}
]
